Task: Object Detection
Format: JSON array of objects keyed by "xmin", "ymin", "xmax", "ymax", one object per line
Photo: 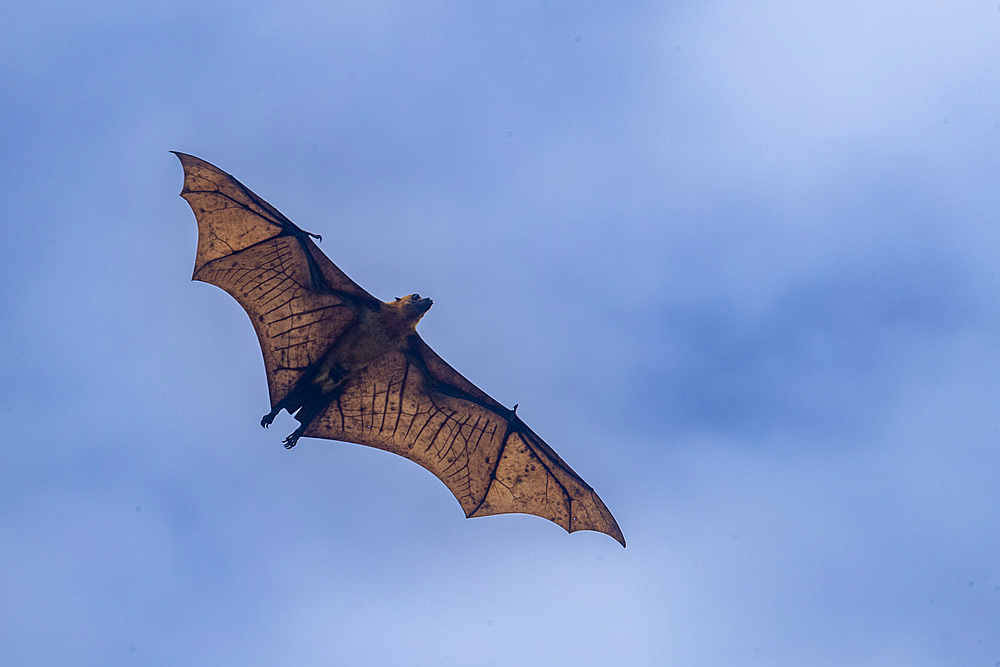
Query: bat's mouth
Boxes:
[{"xmin": 417, "ymin": 297, "xmax": 433, "ymax": 312}]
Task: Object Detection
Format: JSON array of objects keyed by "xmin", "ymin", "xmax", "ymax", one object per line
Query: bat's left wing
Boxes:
[
  {"xmin": 173, "ymin": 152, "xmax": 382, "ymax": 407},
  {"xmin": 305, "ymin": 333, "xmax": 626, "ymax": 546}
]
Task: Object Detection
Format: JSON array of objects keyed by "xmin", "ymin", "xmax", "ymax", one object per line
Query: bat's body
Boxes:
[
  {"xmin": 174, "ymin": 152, "xmax": 624, "ymax": 546},
  {"xmin": 262, "ymin": 295, "xmax": 433, "ymax": 448}
]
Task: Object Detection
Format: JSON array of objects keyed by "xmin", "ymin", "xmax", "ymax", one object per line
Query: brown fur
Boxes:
[{"xmin": 314, "ymin": 295, "xmax": 430, "ymax": 392}]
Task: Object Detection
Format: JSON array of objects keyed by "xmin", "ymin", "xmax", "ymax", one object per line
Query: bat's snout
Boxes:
[{"xmin": 401, "ymin": 293, "xmax": 433, "ymax": 314}]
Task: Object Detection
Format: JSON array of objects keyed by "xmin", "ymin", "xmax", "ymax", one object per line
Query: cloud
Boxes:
[{"xmin": 2, "ymin": 1, "xmax": 1000, "ymax": 664}]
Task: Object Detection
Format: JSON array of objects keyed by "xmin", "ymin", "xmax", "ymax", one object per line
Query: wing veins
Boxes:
[{"xmin": 269, "ymin": 304, "xmax": 345, "ymax": 324}]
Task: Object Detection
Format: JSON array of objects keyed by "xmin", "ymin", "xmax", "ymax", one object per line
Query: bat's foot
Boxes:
[
  {"xmin": 261, "ymin": 410, "xmax": 278, "ymax": 428},
  {"xmin": 283, "ymin": 430, "xmax": 302, "ymax": 449}
]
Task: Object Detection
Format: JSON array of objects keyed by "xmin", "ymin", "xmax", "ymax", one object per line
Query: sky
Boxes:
[{"xmin": 2, "ymin": 1, "xmax": 999, "ymax": 664}]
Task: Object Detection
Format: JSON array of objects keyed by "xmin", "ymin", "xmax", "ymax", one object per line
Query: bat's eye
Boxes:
[{"xmin": 411, "ymin": 293, "xmax": 420, "ymax": 300}]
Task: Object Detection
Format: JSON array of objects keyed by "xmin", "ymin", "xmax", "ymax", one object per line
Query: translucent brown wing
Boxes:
[
  {"xmin": 305, "ymin": 336, "xmax": 626, "ymax": 546},
  {"xmin": 173, "ymin": 152, "xmax": 381, "ymax": 406}
]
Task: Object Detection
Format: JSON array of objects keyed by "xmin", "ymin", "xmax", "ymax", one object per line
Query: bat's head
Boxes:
[{"xmin": 394, "ymin": 293, "xmax": 433, "ymax": 324}]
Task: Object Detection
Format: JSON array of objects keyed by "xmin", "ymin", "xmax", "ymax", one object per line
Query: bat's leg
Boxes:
[
  {"xmin": 264, "ymin": 363, "xmax": 346, "ymax": 428},
  {"xmin": 282, "ymin": 394, "xmax": 335, "ymax": 449},
  {"xmin": 261, "ymin": 381, "xmax": 311, "ymax": 427}
]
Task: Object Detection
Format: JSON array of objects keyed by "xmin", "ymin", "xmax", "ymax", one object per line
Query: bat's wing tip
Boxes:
[
  {"xmin": 571, "ymin": 524, "xmax": 626, "ymax": 548},
  {"xmin": 171, "ymin": 152, "xmax": 233, "ymax": 182},
  {"xmin": 172, "ymin": 151, "xmax": 196, "ymax": 197},
  {"xmin": 171, "ymin": 151, "xmax": 200, "ymax": 178},
  {"xmin": 570, "ymin": 488, "xmax": 626, "ymax": 547},
  {"xmin": 171, "ymin": 151, "xmax": 202, "ymax": 167},
  {"xmin": 607, "ymin": 519, "xmax": 626, "ymax": 548}
]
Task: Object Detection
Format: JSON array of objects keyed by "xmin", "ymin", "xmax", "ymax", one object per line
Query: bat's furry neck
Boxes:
[{"xmin": 383, "ymin": 296, "xmax": 432, "ymax": 331}]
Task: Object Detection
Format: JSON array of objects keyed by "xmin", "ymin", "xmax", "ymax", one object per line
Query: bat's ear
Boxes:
[{"xmin": 394, "ymin": 297, "xmax": 401, "ymax": 301}]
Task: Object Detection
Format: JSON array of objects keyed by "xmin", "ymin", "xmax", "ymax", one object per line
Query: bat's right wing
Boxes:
[
  {"xmin": 304, "ymin": 334, "xmax": 626, "ymax": 546},
  {"xmin": 173, "ymin": 152, "xmax": 382, "ymax": 407}
]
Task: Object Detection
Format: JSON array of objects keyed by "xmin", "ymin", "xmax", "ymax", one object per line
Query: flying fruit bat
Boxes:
[{"xmin": 173, "ymin": 152, "xmax": 624, "ymax": 546}]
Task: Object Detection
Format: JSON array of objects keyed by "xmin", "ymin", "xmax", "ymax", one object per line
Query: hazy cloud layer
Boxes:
[{"xmin": 2, "ymin": 1, "xmax": 998, "ymax": 664}]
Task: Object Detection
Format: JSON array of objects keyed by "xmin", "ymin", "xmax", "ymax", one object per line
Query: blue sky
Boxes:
[{"xmin": 2, "ymin": 1, "xmax": 999, "ymax": 664}]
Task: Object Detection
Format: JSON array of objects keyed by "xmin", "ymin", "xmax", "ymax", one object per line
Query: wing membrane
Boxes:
[
  {"xmin": 306, "ymin": 339, "xmax": 625, "ymax": 545},
  {"xmin": 175, "ymin": 152, "xmax": 378, "ymax": 405}
]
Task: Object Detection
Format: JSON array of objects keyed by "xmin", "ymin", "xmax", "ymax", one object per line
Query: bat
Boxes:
[{"xmin": 173, "ymin": 152, "xmax": 625, "ymax": 546}]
